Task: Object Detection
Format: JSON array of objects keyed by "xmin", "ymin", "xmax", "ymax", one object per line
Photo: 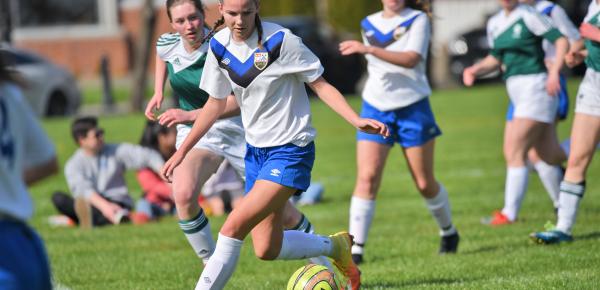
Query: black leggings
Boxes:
[{"xmin": 51, "ymin": 191, "xmax": 130, "ymax": 226}]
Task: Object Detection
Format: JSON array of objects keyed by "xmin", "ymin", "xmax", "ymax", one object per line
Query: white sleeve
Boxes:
[
  {"xmin": 404, "ymin": 13, "xmax": 430, "ymax": 57},
  {"xmin": 281, "ymin": 33, "xmax": 324, "ymax": 83},
  {"xmin": 115, "ymin": 143, "xmax": 164, "ymax": 173},
  {"xmin": 551, "ymin": 5, "xmax": 581, "ymax": 42},
  {"xmin": 13, "ymin": 89, "xmax": 56, "ymax": 170},
  {"xmin": 523, "ymin": 8, "xmax": 556, "ymax": 36},
  {"xmin": 199, "ymin": 42, "xmax": 232, "ymax": 99},
  {"xmin": 64, "ymin": 159, "xmax": 96, "ymax": 199}
]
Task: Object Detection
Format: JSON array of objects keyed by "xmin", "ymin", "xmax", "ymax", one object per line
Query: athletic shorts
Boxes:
[
  {"xmin": 0, "ymin": 220, "xmax": 52, "ymax": 290},
  {"xmin": 575, "ymin": 68, "xmax": 600, "ymax": 117},
  {"xmin": 506, "ymin": 73, "xmax": 568, "ymax": 121},
  {"xmin": 244, "ymin": 142, "xmax": 315, "ymax": 195},
  {"xmin": 176, "ymin": 116, "xmax": 246, "ymax": 178},
  {"xmin": 357, "ymin": 98, "xmax": 441, "ymax": 148},
  {"xmin": 505, "ymin": 73, "xmax": 558, "ymax": 124}
]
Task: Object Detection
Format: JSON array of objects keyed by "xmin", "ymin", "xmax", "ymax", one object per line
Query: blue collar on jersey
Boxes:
[
  {"xmin": 210, "ymin": 31, "xmax": 284, "ymax": 88},
  {"xmin": 541, "ymin": 4, "xmax": 555, "ymax": 16},
  {"xmin": 361, "ymin": 13, "xmax": 421, "ymax": 48}
]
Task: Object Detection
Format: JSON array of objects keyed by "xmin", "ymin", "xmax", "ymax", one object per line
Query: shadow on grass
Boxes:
[
  {"xmin": 362, "ymin": 277, "xmax": 477, "ymax": 289},
  {"xmin": 577, "ymin": 231, "xmax": 600, "ymax": 241}
]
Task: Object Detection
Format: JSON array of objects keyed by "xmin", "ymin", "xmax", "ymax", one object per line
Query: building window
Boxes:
[{"xmin": 15, "ymin": 0, "xmax": 99, "ymax": 28}]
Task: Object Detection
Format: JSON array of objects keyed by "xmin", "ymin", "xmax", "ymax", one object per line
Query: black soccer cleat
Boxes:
[
  {"xmin": 351, "ymin": 254, "xmax": 363, "ymax": 265},
  {"xmin": 439, "ymin": 232, "xmax": 460, "ymax": 254}
]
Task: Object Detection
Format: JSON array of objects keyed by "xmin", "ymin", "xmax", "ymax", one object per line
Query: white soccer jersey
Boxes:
[
  {"xmin": 200, "ymin": 22, "xmax": 323, "ymax": 148},
  {"xmin": 360, "ymin": 9, "xmax": 431, "ymax": 111},
  {"xmin": 0, "ymin": 83, "xmax": 55, "ymax": 221},
  {"xmin": 535, "ymin": 0, "xmax": 580, "ymax": 61}
]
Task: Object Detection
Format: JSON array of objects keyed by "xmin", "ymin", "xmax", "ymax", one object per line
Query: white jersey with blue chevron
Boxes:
[
  {"xmin": 200, "ymin": 22, "xmax": 323, "ymax": 148},
  {"xmin": 0, "ymin": 83, "xmax": 55, "ymax": 222},
  {"xmin": 534, "ymin": 0, "xmax": 580, "ymax": 61},
  {"xmin": 360, "ymin": 8, "xmax": 431, "ymax": 111}
]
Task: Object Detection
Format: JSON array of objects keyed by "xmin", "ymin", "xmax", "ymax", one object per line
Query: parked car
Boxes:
[
  {"xmin": 0, "ymin": 44, "xmax": 81, "ymax": 116},
  {"xmin": 447, "ymin": 27, "xmax": 501, "ymax": 84},
  {"xmin": 265, "ymin": 16, "xmax": 364, "ymax": 94}
]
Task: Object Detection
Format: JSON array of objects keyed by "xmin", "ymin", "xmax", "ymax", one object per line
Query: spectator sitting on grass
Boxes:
[{"xmin": 50, "ymin": 116, "xmax": 165, "ymax": 227}]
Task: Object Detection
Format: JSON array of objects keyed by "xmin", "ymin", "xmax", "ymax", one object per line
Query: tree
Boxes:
[{"xmin": 130, "ymin": 0, "xmax": 156, "ymax": 112}]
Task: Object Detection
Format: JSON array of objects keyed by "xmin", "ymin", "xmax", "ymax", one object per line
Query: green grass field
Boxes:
[{"xmin": 31, "ymin": 80, "xmax": 600, "ymax": 289}]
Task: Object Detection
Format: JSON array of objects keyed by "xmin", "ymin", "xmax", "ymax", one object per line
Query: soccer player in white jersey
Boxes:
[
  {"xmin": 531, "ymin": 0, "xmax": 600, "ymax": 244},
  {"xmin": 160, "ymin": 0, "xmax": 389, "ymax": 288},
  {"xmin": 463, "ymin": 0, "xmax": 569, "ymax": 226},
  {"xmin": 0, "ymin": 56, "xmax": 58, "ymax": 289},
  {"xmin": 146, "ymin": 0, "xmax": 331, "ymax": 268},
  {"xmin": 502, "ymin": 0, "xmax": 582, "ymax": 218},
  {"xmin": 338, "ymin": 0, "xmax": 460, "ymax": 264}
]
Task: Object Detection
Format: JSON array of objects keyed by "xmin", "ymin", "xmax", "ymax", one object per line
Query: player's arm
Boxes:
[
  {"xmin": 547, "ymin": 36, "xmax": 569, "ymax": 95},
  {"xmin": 580, "ymin": 22, "xmax": 600, "ymax": 43},
  {"xmin": 462, "ymin": 55, "xmax": 501, "ymax": 86},
  {"xmin": 161, "ymin": 96, "xmax": 227, "ymax": 180},
  {"xmin": 145, "ymin": 54, "xmax": 168, "ymax": 120},
  {"xmin": 339, "ymin": 40, "xmax": 421, "ymax": 68},
  {"xmin": 308, "ymin": 77, "xmax": 389, "ymax": 137},
  {"xmin": 23, "ymin": 157, "xmax": 58, "ymax": 186},
  {"xmin": 158, "ymin": 94, "xmax": 240, "ymax": 127}
]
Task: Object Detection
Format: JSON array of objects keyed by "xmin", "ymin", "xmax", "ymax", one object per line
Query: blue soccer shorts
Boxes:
[
  {"xmin": 357, "ymin": 98, "xmax": 442, "ymax": 148},
  {"xmin": 244, "ymin": 142, "xmax": 315, "ymax": 195}
]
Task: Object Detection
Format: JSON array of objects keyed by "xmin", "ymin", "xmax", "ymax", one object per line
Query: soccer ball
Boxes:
[{"xmin": 287, "ymin": 264, "xmax": 340, "ymax": 290}]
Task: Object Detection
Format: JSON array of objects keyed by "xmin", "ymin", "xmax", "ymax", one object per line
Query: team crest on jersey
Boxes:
[
  {"xmin": 254, "ymin": 52, "xmax": 269, "ymax": 70},
  {"xmin": 512, "ymin": 24, "xmax": 523, "ymax": 39},
  {"xmin": 393, "ymin": 26, "xmax": 407, "ymax": 40}
]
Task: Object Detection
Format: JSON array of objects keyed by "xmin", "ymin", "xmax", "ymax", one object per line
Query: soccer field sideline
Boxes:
[{"xmin": 31, "ymin": 80, "xmax": 600, "ymax": 289}]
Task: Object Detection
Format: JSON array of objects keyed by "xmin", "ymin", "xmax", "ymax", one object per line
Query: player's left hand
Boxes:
[
  {"xmin": 158, "ymin": 108, "xmax": 193, "ymax": 127},
  {"xmin": 339, "ymin": 40, "xmax": 370, "ymax": 55},
  {"xmin": 354, "ymin": 118, "xmax": 389, "ymax": 138},
  {"xmin": 546, "ymin": 72, "xmax": 561, "ymax": 97}
]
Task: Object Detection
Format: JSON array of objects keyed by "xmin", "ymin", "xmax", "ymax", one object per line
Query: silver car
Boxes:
[{"xmin": 0, "ymin": 44, "xmax": 81, "ymax": 116}]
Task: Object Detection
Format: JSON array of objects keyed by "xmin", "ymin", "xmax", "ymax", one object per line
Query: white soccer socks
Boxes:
[
  {"xmin": 556, "ymin": 181, "xmax": 585, "ymax": 235},
  {"xmin": 287, "ymin": 214, "xmax": 334, "ymax": 270},
  {"xmin": 425, "ymin": 183, "xmax": 457, "ymax": 236},
  {"xmin": 533, "ymin": 161, "xmax": 563, "ymax": 208},
  {"xmin": 502, "ymin": 166, "xmax": 529, "ymax": 221},
  {"xmin": 179, "ymin": 210, "xmax": 215, "ymax": 264},
  {"xmin": 196, "ymin": 233, "xmax": 243, "ymax": 290},
  {"xmin": 277, "ymin": 230, "xmax": 333, "ymax": 260},
  {"xmin": 349, "ymin": 196, "xmax": 376, "ymax": 255}
]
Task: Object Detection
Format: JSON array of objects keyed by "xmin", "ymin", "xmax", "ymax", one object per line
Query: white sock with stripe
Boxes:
[
  {"xmin": 287, "ymin": 214, "xmax": 334, "ymax": 270},
  {"xmin": 349, "ymin": 196, "xmax": 375, "ymax": 255},
  {"xmin": 501, "ymin": 166, "xmax": 529, "ymax": 221},
  {"xmin": 424, "ymin": 183, "xmax": 456, "ymax": 236},
  {"xmin": 195, "ymin": 233, "xmax": 243, "ymax": 290},
  {"xmin": 276, "ymin": 231, "xmax": 332, "ymax": 260},
  {"xmin": 179, "ymin": 210, "xmax": 215, "ymax": 264},
  {"xmin": 533, "ymin": 161, "xmax": 563, "ymax": 208},
  {"xmin": 556, "ymin": 181, "xmax": 585, "ymax": 235}
]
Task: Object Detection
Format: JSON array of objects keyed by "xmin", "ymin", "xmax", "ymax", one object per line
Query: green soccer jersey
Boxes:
[
  {"xmin": 584, "ymin": 1, "xmax": 600, "ymax": 72},
  {"xmin": 156, "ymin": 32, "xmax": 209, "ymax": 111},
  {"xmin": 487, "ymin": 4, "xmax": 562, "ymax": 79}
]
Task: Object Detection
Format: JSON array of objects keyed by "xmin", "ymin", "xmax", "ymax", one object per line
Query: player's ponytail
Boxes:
[
  {"xmin": 202, "ymin": 16, "xmax": 225, "ymax": 44},
  {"xmin": 407, "ymin": 0, "xmax": 432, "ymax": 18},
  {"xmin": 255, "ymin": 14, "xmax": 264, "ymax": 50}
]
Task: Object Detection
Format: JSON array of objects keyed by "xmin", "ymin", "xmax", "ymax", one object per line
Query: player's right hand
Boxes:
[
  {"xmin": 462, "ymin": 67, "xmax": 476, "ymax": 87},
  {"xmin": 161, "ymin": 151, "xmax": 185, "ymax": 183},
  {"xmin": 145, "ymin": 94, "xmax": 164, "ymax": 121},
  {"xmin": 565, "ymin": 51, "xmax": 585, "ymax": 68}
]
